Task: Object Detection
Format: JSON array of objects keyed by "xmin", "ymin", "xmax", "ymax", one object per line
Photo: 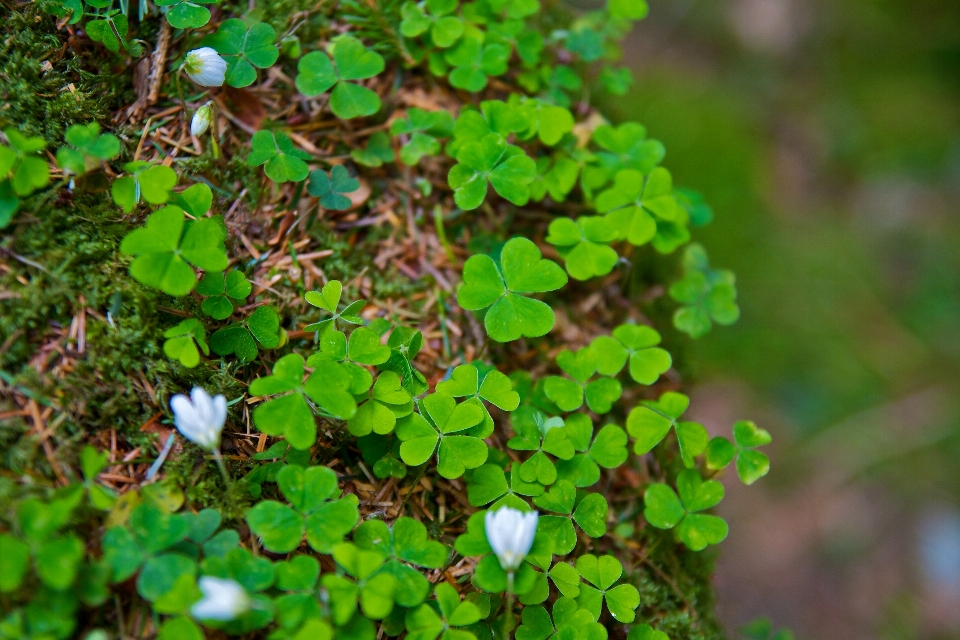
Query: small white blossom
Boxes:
[
  {"xmin": 183, "ymin": 48, "xmax": 227, "ymax": 87},
  {"xmin": 484, "ymin": 506, "xmax": 538, "ymax": 572},
  {"xmin": 191, "ymin": 102, "xmax": 213, "ymax": 136},
  {"xmin": 191, "ymin": 576, "xmax": 250, "ymax": 621},
  {"xmin": 170, "ymin": 387, "xmax": 226, "ymax": 451}
]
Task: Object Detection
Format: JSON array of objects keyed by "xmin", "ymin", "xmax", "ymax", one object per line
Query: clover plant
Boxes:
[
  {"xmin": 401, "ymin": 0, "xmax": 465, "ymax": 49},
  {"xmin": 351, "ymin": 131, "xmax": 395, "ymax": 167},
  {"xmin": 296, "ymin": 36, "xmax": 386, "ymax": 119},
  {"xmin": 669, "ymin": 243, "xmax": 740, "ymax": 338},
  {"xmin": 390, "ymin": 108, "xmax": 455, "ymax": 165},
  {"xmin": 209, "ymin": 305, "xmax": 282, "ymax": 362},
  {"xmin": 56, "ymin": 123, "xmax": 120, "ymax": 176},
  {"xmin": 448, "ymin": 133, "xmax": 536, "ymax": 209},
  {"xmin": 247, "ymin": 130, "xmax": 311, "ymax": 183},
  {"xmin": 196, "ymin": 269, "xmax": 252, "ymax": 319},
  {"xmin": 626, "ymin": 391, "xmax": 708, "ymax": 468},
  {"xmin": 163, "ymin": 318, "xmax": 209, "ymax": 368},
  {"xmin": 706, "ymin": 420, "xmax": 773, "ymax": 485},
  {"xmin": 590, "ymin": 323, "xmax": 672, "ymax": 385},
  {"xmin": 203, "ymin": 18, "xmax": 279, "ymax": 87},
  {"xmin": 0, "ymin": 129, "xmax": 50, "ymax": 226},
  {"xmin": 643, "ymin": 469, "xmax": 729, "ymax": 551},
  {"xmin": 308, "ymin": 165, "xmax": 360, "ymax": 210}
]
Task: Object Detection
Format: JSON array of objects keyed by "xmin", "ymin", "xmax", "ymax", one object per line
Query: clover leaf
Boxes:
[
  {"xmin": 196, "ymin": 269, "xmax": 252, "ymax": 319},
  {"xmin": 627, "ymin": 624, "xmax": 669, "ymax": 640},
  {"xmin": 162, "ymin": 318, "xmax": 209, "ymax": 368},
  {"xmin": 56, "ymin": 122, "xmax": 120, "ymax": 175},
  {"xmin": 454, "ymin": 510, "xmax": 550, "ymax": 595},
  {"xmin": 443, "ymin": 29, "xmax": 509, "ymax": 92},
  {"xmin": 543, "ymin": 347, "xmax": 622, "ymax": 414},
  {"xmin": 626, "ymin": 391, "xmax": 707, "ymax": 468},
  {"xmin": 400, "ymin": 0, "xmax": 465, "ymax": 48},
  {"xmin": 507, "ymin": 405, "xmax": 580, "ymax": 485},
  {"xmin": 591, "ymin": 122, "xmax": 665, "ymax": 177},
  {"xmin": 457, "ymin": 237, "xmax": 567, "ymax": 342},
  {"xmin": 307, "ymin": 165, "xmax": 360, "ymax": 210},
  {"xmin": 448, "ymin": 133, "xmax": 536, "ymax": 209},
  {"xmin": 517, "ymin": 100, "xmax": 575, "ymax": 146},
  {"xmin": 303, "ymin": 280, "xmax": 366, "ymax": 335},
  {"xmin": 643, "ymin": 469, "xmax": 728, "ymax": 551},
  {"xmin": 531, "ymin": 480, "xmax": 609, "ymax": 554},
  {"xmin": 296, "ymin": 36, "xmax": 385, "ymax": 119},
  {"xmin": 171, "ymin": 183, "xmax": 214, "ymax": 218},
  {"xmin": 546, "ymin": 216, "xmax": 619, "ymax": 281},
  {"xmin": 404, "ymin": 581, "xmax": 482, "ymax": 639},
  {"xmin": 380, "ymin": 324, "xmax": 429, "ymax": 396},
  {"xmin": 593, "ymin": 168, "xmax": 677, "ymax": 249},
  {"xmin": 155, "ymin": 0, "xmax": 218, "ymax": 28},
  {"xmin": 102, "ymin": 503, "xmax": 191, "ymax": 587},
  {"xmin": 390, "ymin": 108, "xmax": 455, "ymax": 166},
  {"xmin": 348, "ymin": 371, "xmax": 414, "ymax": 437},
  {"xmin": 574, "ymin": 554, "xmax": 640, "ymax": 623},
  {"xmin": 209, "ymin": 305, "xmax": 282, "ymax": 363},
  {"xmin": 202, "ymin": 18, "xmax": 279, "ymax": 87},
  {"xmin": 669, "ymin": 243, "xmax": 740, "ymax": 338},
  {"xmin": 119, "ymin": 205, "xmax": 228, "ymax": 296},
  {"xmin": 197, "ymin": 548, "xmax": 274, "ymax": 633},
  {"xmin": 529, "ymin": 155, "xmax": 580, "ymax": 203},
  {"xmin": 706, "ymin": 420, "xmax": 772, "ymax": 485},
  {"xmin": 86, "ymin": 11, "xmax": 141, "ymax": 54},
  {"xmin": 246, "ymin": 464, "xmax": 360, "ymax": 554},
  {"xmin": 111, "ymin": 161, "xmax": 177, "ymax": 212},
  {"xmin": 323, "ymin": 543, "xmax": 398, "ymax": 623},
  {"xmin": 395, "ymin": 393, "xmax": 487, "ymax": 479},
  {"xmin": 247, "ymin": 130, "xmax": 311, "ymax": 183},
  {"xmin": 740, "ymin": 617, "xmax": 795, "ymax": 640},
  {"xmin": 466, "ymin": 463, "xmax": 544, "ymax": 511},
  {"xmin": 351, "ymin": 131, "xmax": 395, "ymax": 167},
  {"xmin": 79, "ymin": 446, "xmax": 117, "ymax": 511},
  {"xmin": 590, "ymin": 323, "xmax": 672, "ymax": 385},
  {"xmin": 517, "ymin": 597, "xmax": 606, "ymax": 640},
  {"xmin": 436, "ymin": 363, "xmax": 519, "ymax": 436}
]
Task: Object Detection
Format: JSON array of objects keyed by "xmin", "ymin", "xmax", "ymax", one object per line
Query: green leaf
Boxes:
[
  {"xmin": 246, "ymin": 501, "xmax": 303, "ymax": 553},
  {"xmin": 705, "ymin": 436, "xmax": 737, "ymax": 471},
  {"xmin": 351, "ymin": 131, "xmax": 395, "ymax": 167},
  {"xmin": 247, "ymin": 130, "xmax": 310, "ymax": 183},
  {"xmin": 296, "ymin": 36, "xmax": 384, "ymax": 119},
  {"xmin": 57, "ymin": 122, "xmax": 119, "ymax": 174},
  {"xmin": 438, "ymin": 435, "xmax": 488, "ymax": 479},
  {"xmin": 572, "ymin": 493, "xmax": 608, "ymax": 538},
  {"xmin": 307, "ymin": 165, "xmax": 359, "ymax": 210},
  {"xmin": 588, "ymin": 424, "xmax": 628, "ymax": 468},
  {"xmin": 155, "ymin": 0, "xmax": 216, "ymax": 28},
  {"xmin": 163, "ymin": 318, "xmax": 208, "ymax": 368},
  {"xmin": 642, "ymin": 484, "xmax": 685, "ymax": 529},
  {"xmin": 136, "ymin": 553, "xmax": 196, "ymax": 602},
  {"xmin": 203, "ymin": 19, "xmax": 279, "ymax": 88},
  {"xmin": 627, "ymin": 624, "xmax": 669, "ymax": 640},
  {"xmin": 737, "ymin": 449, "xmax": 770, "ymax": 486},
  {"xmin": 0, "ymin": 535, "xmax": 30, "ymax": 592},
  {"xmin": 210, "ymin": 306, "xmax": 281, "ymax": 363},
  {"xmin": 546, "ymin": 216, "xmax": 619, "ymax": 281},
  {"xmin": 676, "ymin": 513, "xmax": 728, "ymax": 551}
]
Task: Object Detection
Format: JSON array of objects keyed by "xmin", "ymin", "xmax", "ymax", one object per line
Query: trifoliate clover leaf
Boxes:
[
  {"xmin": 390, "ymin": 108, "xmax": 455, "ymax": 166},
  {"xmin": 529, "ymin": 155, "xmax": 580, "ymax": 203},
  {"xmin": 351, "ymin": 131, "xmax": 395, "ymax": 167},
  {"xmin": 110, "ymin": 161, "xmax": 177, "ymax": 212},
  {"xmin": 591, "ymin": 122, "xmax": 665, "ymax": 177},
  {"xmin": 56, "ymin": 122, "xmax": 120, "ymax": 175},
  {"xmin": 669, "ymin": 243, "xmax": 740, "ymax": 338},
  {"xmin": 155, "ymin": 0, "xmax": 217, "ymax": 29},
  {"xmin": 119, "ymin": 205, "xmax": 228, "ymax": 296},
  {"xmin": 674, "ymin": 187, "xmax": 714, "ymax": 226},
  {"xmin": 209, "ymin": 305, "xmax": 282, "ymax": 363},
  {"xmin": 436, "ymin": 363, "xmax": 519, "ymax": 437},
  {"xmin": 643, "ymin": 469, "xmax": 728, "ymax": 551},
  {"xmin": 706, "ymin": 420, "xmax": 772, "ymax": 485},
  {"xmin": 443, "ymin": 29, "xmax": 509, "ymax": 92},
  {"xmin": 162, "ymin": 318, "xmax": 209, "ymax": 368},
  {"xmin": 196, "ymin": 269, "xmax": 251, "ymax": 320},
  {"xmin": 518, "ymin": 597, "xmax": 606, "ymax": 640},
  {"xmin": 546, "ymin": 216, "xmax": 619, "ymax": 281},
  {"xmin": 323, "ymin": 543, "xmax": 397, "ymax": 622},
  {"xmin": 86, "ymin": 12, "xmax": 140, "ymax": 54},
  {"xmin": 590, "ymin": 323, "xmax": 672, "ymax": 384},
  {"xmin": 381, "ymin": 325, "xmax": 429, "ymax": 396},
  {"xmin": 627, "ymin": 625, "xmax": 669, "ymax": 640},
  {"xmin": 348, "ymin": 371, "xmax": 413, "ymax": 437},
  {"xmin": 626, "ymin": 391, "xmax": 707, "ymax": 468},
  {"xmin": 401, "ymin": 0, "xmax": 465, "ymax": 48},
  {"xmin": 396, "ymin": 393, "xmax": 487, "ymax": 479},
  {"xmin": 466, "ymin": 463, "xmax": 543, "ymax": 511},
  {"xmin": 405, "ymin": 581, "xmax": 482, "ymax": 638},
  {"xmin": 202, "ymin": 18, "xmax": 279, "ymax": 87},
  {"xmin": 170, "ymin": 183, "xmax": 213, "ymax": 218},
  {"xmin": 531, "ymin": 480, "xmax": 608, "ymax": 553},
  {"xmin": 574, "ymin": 554, "xmax": 640, "ymax": 623},
  {"xmin": 303, "ymin": 280, "xmax": 366, "ymax": 334},
  {"xmin": 296, "ymin": 36, "xmax": 385, "ymax": 119},
  {"xmin": 543, "ymin": 347, "xmax": 622, "ymax": 414},
  {"xmin": 307, "ymin": 165, "xmax": 360, "ymax": 210},
  {"xmin": 518, "ymin": 100, "xmax": 575, "ymax": 146},
  {"xmin": 246, "ymin": 465, "xmax": 360, "ymax": 554},
  {"xmin": 355, "ymin": 516, "xmax": 448, "ymax": 572},
  {"xmin": 600, "ymin": 65, "xmax": 634, "ymax": 95},
  {"xmin": 247, "ymin": 130, "xmax": 310, "ymax": 183},
  {"xmin": 457, "ymin": 237, "xmax": 567, "ymax": 342},
  {"xmin": 595, "ymin": 168, "xmax": 683, "ymax": 249},
  {"xmin": 448, "ymin": 133, "xmax": 536, "ymax": 209},
  {"xmin": 565, "ymin": 26, "xmax": 604, "ymax": 61}
]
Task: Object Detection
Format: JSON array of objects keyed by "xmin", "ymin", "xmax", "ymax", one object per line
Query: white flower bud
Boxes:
[
  {"xmin": 191, "ymin": 576, "xmax": 250, "ymax": 621},
  {"xmin": 191, "ymin": 102, "xmax": 213, "ymax": 137},
  {"xmin": 183, "ymin": 48, "xmax": 227, "ymax": 87},
  {"xmin": 484, "ymin": 506, "xmax": 538, "ymax": 572},
  {"xmin": 170, "ymin": 387, "xmax": 227, "ymax": 451}
]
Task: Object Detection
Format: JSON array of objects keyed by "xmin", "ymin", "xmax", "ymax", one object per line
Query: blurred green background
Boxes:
[{"xmin": 606, "ymin": 0, "xmax": 960, "ymax": 638}]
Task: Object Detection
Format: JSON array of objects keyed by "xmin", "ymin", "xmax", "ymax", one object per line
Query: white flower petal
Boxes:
[
  {"xmin": 184, "ymin": 47, "xmax": 227, "ymax": 87},
  {"xmin": 191, "ymin": 576, "xmax": 249, "ymax": 621},
  {"xmin": 485, "ymin": 507, "xmax": 538, "ymax": 572}
]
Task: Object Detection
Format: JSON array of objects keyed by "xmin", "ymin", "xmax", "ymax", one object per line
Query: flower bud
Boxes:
[
  {"xmin": 182, "ymin": 47, "xmax": 227, "ymax": 87},
  {"xmin": 191, "ymin": 102, "xmax": 213, "ymax": 137}
]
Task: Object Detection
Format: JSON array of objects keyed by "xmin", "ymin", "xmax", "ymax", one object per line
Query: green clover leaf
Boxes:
[
  {"xmin": 591, "ymin": 122, "xmax": 665, "ymax": 177},
  {"xmin": 86, "ymin": 12, "xmax": 140, "ymax": 54},
  {"xmin": 545, "ymin": 216, "xmax": 619, "ymax": 281},
  {"xmin": 396, "ymin": 393, "xmax": 487, "ymax": 479},
  {"xmin": 348, "ymin": 371, "xmax": 414, "ymax": 437},
  {"xmin": 590, "ymin": 323, "xmax": 672, "ymax": 384},
  {"xmin": 303, "ymin": 280, "xmax": 367, "ymax": 334},
  {"xmin": 351, "ymin": 131, "xmax": 395, "ymax": 167},
  {"xmin": 530, "ymin": 480, "xmax": 608, "ymax": 554},
  {"xmin": 101, "ymin": 503, "xmax": 191, "ymax": 585},
  {"xmin": 573, "ymin": 554, "xmax": 640, "ymax": 623},
  {"xmin": 247, "ymin": 130, "xmax": 311, "ymax": 183},
  {"xmin": 466, "ymin": 463, "xmax": 544, "ymax": 512},
  {"xmin": 626, "ymin": 391, "xmax": 708, "ymax": 468},
  {"xmin": 453, "ymin": 510, "xmax": 549, "ymax": 595},
  {"xmin": 170, "ymin": 183, "xmax": 214, "ymax": 218},
  {"xmin": 444, "ymin": 29, "xmax": 509, "ymax": 92},
  {"xmin": 643, "ymin": 469, "xmax": 728, "ymax": 551},
  {"xmin": 209, "ymin": 305, "xmax": 282, "ymax": 363},
  {"xmin": 296, "ymin": 36, "xmax": 385, "ymax": 119},
  {"xmin": 162, "ymin": 318, "xmax": 209, "ymax": 368},
  {"xmin": 436, "ymin": 363, "xmax": 519, "ymax": 437},
  {"xmin": 202, "ymin": 19, "xmax": 279, "ymax": 87},
  {"xmin": 457, "ymin": 237, "xmax": 567, "ymax": 342},
  {"xmin": 543, "ymin": 347, "xmax": 622, "ymax": 414},
  {"xmin": 400, "ymin": 0, "xmax": 465, "ymax": 48},
  {"xmin": 246, "ymin": 465, "xmax": 359, "ymax": 554},
  {"xmin": 448, "ymin": 133, "xmax": 536, "ymax": 209},
  {"xmin": 307, "ymin": 165, "xmax": 360, "ymax": 210},
  {"xmin": 323, "ymin": 543, "xmax": 397, "ymax": 622},
  {"xmin": 518, "ymin": 100, "xmax": 575, "ymax": 146},
  {"xmin": 529, "ymin": 154, "xmax": 580, "ymax": 203},
  {"xmin": 110, "ymin": 161, "xmax": 177, "ymax": 213},
  {"xmin": 196, "ymin": 269, "xmax": 252, "ymax": 320},
  {"xmin": 404, "ymin": 581, "xmax": 482, "ymax": 639},
  {"xmin": 380, "ymin": 325, "xmax": 429, "ymax": 396},
  {"xmin": 390, "ymin": 108, "xmax": 455, "ymax": 166},
  {"xmin": 518, "ymin": 597, "xmax": 606, "ymax": 640},
  {"xmin": 55, "ymin": 122, "xmax": 120, "ymax": 175},
  {"xmin": 627, "ymin": 624, "xmax": 669, "ymax": 640},
  {"xmin": 119, "ymin": 205, "xmax": 228, "ymax": 296},
  {"xmin": 706, "ymin": 420, "xmax": 772, "ymax": 485},
  {"xmin": 155, "ymin": 0, "xmax": 218, "ymax": 29},
  {"xmin": 669, "ymin": 243, "xmax": 740, "ymax": 338},
  {"xmin": 594, "ymin": 168, "xmax": 677, "ymax": 247}
]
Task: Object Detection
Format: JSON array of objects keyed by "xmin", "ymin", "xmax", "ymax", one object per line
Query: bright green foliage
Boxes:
[
  {"xmin": 199, "ymin": 548, "xmax": 274, "ymax": 633},
  {"xmin": 401, "ymin": 0, "xmax": 465, "ymax": 48},
  {"xmin": 155, "ymin": 0, "xmax": 218, "ymax": 29},
  {"xmin": 111, "ymin": 161, "xmax": 178, "ymax": 212},
  {"xmin": 396, "ymin": 393, "xmax": 488, "ymax": 478},
  {"xmin": 354, "ymin": 517, "xmax": 448, "ymax": 607},
  {"xmin": 669, "ymin": 243, "xmax": 740, "ymax": 338},
  {"xmin": 119, "ymin": 205, "xmax": 228, "ymax": 296},
  {"xmin": 456, "ymin": 237, "xmax": 567, "ymax": 342},
  {"xmin": 517, "ymin": 100, "xmax": 575, "ymax": 146},
  {"xmin": 741, "ymin": 617, "xmax": 795, "ymax": 640},
  {"xmin": 351, "ymin": 131, "xmax": 395, "ymax": 167},
  {"xmin": 246, "ymin": 464, "xmax": 360, "ymax": 553},
  {"xmin": 323, "ymin": 543, "xmax": 397, "ymax": 622},
  {"xmin": 517, "ymin": 597, "xmax": 606, "ymax": 640},
  {"xmin": 506, "ymin": 407, "xmax": 571, "ymax": 486},
  {"xmin": 533, "ymin": 480, "xmax": 609, "ymax": 552},
  {"xmin": 296, "ymin": 36, "xmax": 385, "ymax": 119},
  {"xmin": 0, "ymin": 128, "xmax": 49, "ymax": 227},
  {"xmin": 590, "ymin": 324, "xmax": 672, "ymax": 385},
  {"xmin": 448, "ymin": 133, "xmax": 536, "ymax": 209},
  {"xmin": 379, "ymin": 324, "xmax": 430, "ymax": 396},
  {"xmin": 203, "ymin": 18, "xmax": 279, "ymax": 87},
  {"xmin": 171, "ymin": 183, "xmax": 214, "ymax": 217},
  {"xmin": 56, "ymin": 122, "xmax": 120, "ymax": 175},
  {"xmin": 348, "ymin": 371, "xmax": 414, "ymax": 436},
  {"xmin": 209, "ymin": 305, "xmax": 282, "ymax": 362},
  {"xmin": 706, "ymin": 420, "xmax": 773, "ymax": 485},
  {"xmin": 162, "ymin": 318, "xmax": 209, "ymax": 368},
  {"xmin": 543, "ymin": 347, "xmax": 622, "ymax": 414},
  {"xmin": 546, "ymin": 216, "xmax": 618, "ymax": 281},
  {"xmin": 196, "ymin": 269, "xmax": 252, "ymax": 320},
  {"xmin": 86, "ymin": 11, "xmax": 141, "ymax": 54},
  {"xmin": 574, "ymin": 554, "xmax": 641, "ymax": 623},
  {"xmin": 643, "ymin": 469, "xmax": 728, "ymax": 551},
  {"xmin": 529, "ymin": 155, "xmax": 580, "ymax": 203},
  {"xmin": 437, "ymin": 363, "xmax": 519, "ymax": 436},
  {"xmin": 591, "ymin": 122, "xmax": 665, "ymax": 177},
  {"xmin": 444, "ymin": 30, "xmax": 509, "ymax": 92},
  {"xmin": 79, "ymin": 446, "xmax": 117, "ymax": 510},
  {"xmin": 626, "ymin": 391, "xmax": 708, "ymax": 468},
  {"xmin": 247, "ymin": 130, "xmax": 311, "ymax": 183},
  {"xmin": 390, "ymin": 108, "xmax": 455, "ymax": 166},
  {"xmin": 467, "ymin": 463, "xmax": 545, "ymax": 511},
  {"xmin": 303, "ymin": 280, "xmax": 366, "ymax": 335},
  {"xmin": 594, "ymin": 167, "xmax": 686, "ymax": 252},
  {"xmin": 404, "ymin": 581, "xmax": 482, "ymax": 639},
  {"xmin": 627, "ymin": 624, "xmax": 669, "ymax": 640},
  {"xmin": 308, "ymin": 165, "xmax": 360, "ymax": 210}
]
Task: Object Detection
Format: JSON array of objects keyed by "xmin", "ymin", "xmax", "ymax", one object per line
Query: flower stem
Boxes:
[{"xmin": 502, "ymin": 571, "xmax": 516, "ymax": 636}]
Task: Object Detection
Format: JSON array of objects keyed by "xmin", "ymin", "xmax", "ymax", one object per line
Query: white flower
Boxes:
[
  {"xmin": 484, "ymin": 506, "xmax": 538, "ymax": 572},
  {"xmin": 191, "ymin": 576, "xmax": 250, "ymax": 621},
  {"xmin": 191, "ymin": 102, "xmax": 213, "ymax": 136},
  {"xmin": 170, "ymin": 387, "xmax": 227, "ymax": 451},
  {"xmin": 183, "ymin": 48, "xmax": 227, "ymax": 87}
]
